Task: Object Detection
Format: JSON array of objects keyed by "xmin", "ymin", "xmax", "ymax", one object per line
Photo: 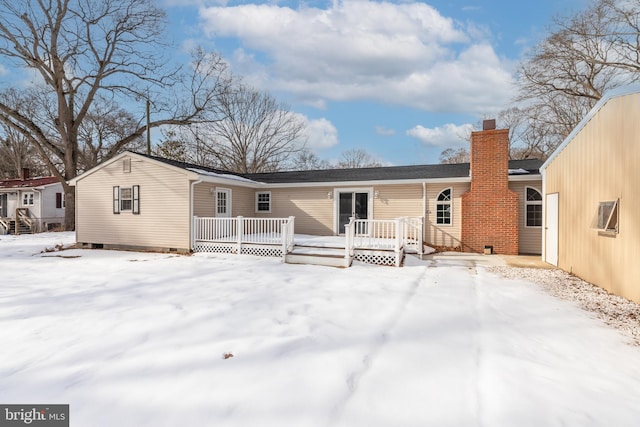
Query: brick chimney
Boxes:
[
  {"xmin": 20, "ymin": 167, "xmax": 30, "ymax": 181},
  {"xmin": 461, "ymin": 120, "xmax": 519, "ymax": 255}
]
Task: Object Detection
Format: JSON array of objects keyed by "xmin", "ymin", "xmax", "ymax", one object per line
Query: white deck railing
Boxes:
[
  {"xmin": 346, "ymin": 217, "xmax": 424, "ymax": 266},
  {"xmin": 193, "ymin": 216, "xmax": 295, "ymax": 258}
]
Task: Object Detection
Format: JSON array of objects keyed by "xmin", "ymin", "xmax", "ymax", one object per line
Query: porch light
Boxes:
[
  {"xmin": 374, "ymin": 190, "xmax": 380, "ymax": 198},
  {"xmin": 327, "ymin": 192, "xmax": 333, "ymax": 199}
]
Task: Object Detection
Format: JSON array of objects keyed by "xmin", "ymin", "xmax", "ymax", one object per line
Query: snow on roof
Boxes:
[
  {"xmin": 508, "ymin": 168, "xmax": 530, "ymax": 175},
  {"xmin": 0, "ymin": 176, "xmax": 60, "ymax": 189},
  {"xmin": 186, "ymin": 168, "xmax": 259, "ymax": 184}
]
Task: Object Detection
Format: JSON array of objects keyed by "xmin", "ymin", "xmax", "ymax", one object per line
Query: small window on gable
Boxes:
[
  {"xmin": 256, "ymin": 191, "xmax": 271, "ymax": 213},
  {"xmin": 436, "ymin": 188, "xmax": 452, "ymax": 225},
  {"xmin": 525, "ymin": 187, "xmax": 542, "ymax": 227},
  {"xmin": 596, "ymin": 200, "xmax": 618, "ymax": 233}
]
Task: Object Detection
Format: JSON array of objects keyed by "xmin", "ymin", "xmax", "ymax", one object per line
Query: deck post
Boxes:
[
  {"xmin": 237, "ymin": 216, "xmax": 243, "ymax": 254},
  {"xmin": 281, "ymin": 218, "xmax": 288, "ymax": 261},
  {"xmin": 344, "ymin": 222, "xmax": 351, "ymax": 268},
  {"xmin": 192, "ymin": 216, "xmax": 198, "ymax": 250}
]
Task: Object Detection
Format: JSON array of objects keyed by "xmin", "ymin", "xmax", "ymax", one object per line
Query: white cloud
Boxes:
[
  {"xmin": 375, "ymin": 126, "xmax": 395, "ymax": 136},
  {"xmin": 198, "ymin": 0, "xmax": 515, "ymax": 113},
  {"xmin": 295, "ymin": 115, "xmax": 339, "ymax": 150},
  {"xmin": 406, "ymin": 123, "xmax": 474, "ymax": 148}
]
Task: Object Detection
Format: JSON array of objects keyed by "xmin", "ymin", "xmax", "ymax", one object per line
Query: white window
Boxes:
[
  {"xmin": 525, "ymin": 187, "xmax": 542, "ymax": 227},
  {"xmin": 256, "ymin": 191, "xmax": 271, "ymax": 213},
  {"xmin": 436, "ymin": 188, "xmax": 452, "ymax": 225},
  {"xmin": 113, "ymin": 186, "xmax": 140, "ymax": 214},
  {"xmin": 596, "ymin": 200, "xmax": 618, "ymax": 233},
  {"xmin": 22, "ymin": 192, "xmax": 34, "ymax": 206},
  {"xmin": 120, "ymin": 187, "xmax": 133, "ymax": 211}
]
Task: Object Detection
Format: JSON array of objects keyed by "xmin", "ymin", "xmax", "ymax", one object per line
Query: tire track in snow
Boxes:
[
  {"xmin": 470, "ymin": 262, "xmax": 486, "ymax": 427},
  {"xmin": 328, "ymin": 263, "xmax": 433, "ymax": 425}
]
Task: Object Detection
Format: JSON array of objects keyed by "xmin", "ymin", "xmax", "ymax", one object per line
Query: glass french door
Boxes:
[{"xmin": 338, "ymin": 192, "xmax": 369, "ymax": 234}]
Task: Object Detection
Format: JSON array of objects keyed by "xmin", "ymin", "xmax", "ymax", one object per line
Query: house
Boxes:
[
  {"xmin": 70, "ymin": 120, "xmax": 543, "ymax": 261},
  {"xmin": 541, "ymin": 85, "xmax": 640, "ymax": 303},
  {"xmin": 0, "ymin": 169, "xmax": 66, "ymax": 234}
]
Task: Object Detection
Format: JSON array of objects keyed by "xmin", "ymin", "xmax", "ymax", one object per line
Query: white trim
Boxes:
[
  {"xmin": 21, "ymin": 191, "xmax": 35, "ymax": 206},
  {"xmin": 435, "ymin": 187, "xmax": 453, "ymax": 226},
  {"xmin": 69, "ymin": 151, "xmax": 199, "ymax": 185},
  {"xmin": 508, "ymin": 174, "xmax": 542, "ymax": 182},
  {"xmin": 265, "ymin": 176, "xmax": 471, "ymax": 189},
  {"xmin": 333, "ymin": 187, "xmax": 374, "ymax": 235},
  {"xmin": 189, "ymin": 179, "xmax": 203, "ymax": 250},
  {"xmin": 524, "ymin": 186, "xmax": 543, "ymax": 228},
  {"xmin": 215, "ymin": 188, "xmax": 232, "ymax": 218},
  {"xmin": 255, "ymin": 191, "xmax": 272, "ymax": 213}
]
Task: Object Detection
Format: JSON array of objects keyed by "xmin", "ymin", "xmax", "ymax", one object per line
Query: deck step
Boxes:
[
  {"xmin": 285, "ymin": 244, "xmax": 349, "ymax": 267},
  {"xmin": 285, "ymin": 252, "xmax": 349, "ymax": 268}
]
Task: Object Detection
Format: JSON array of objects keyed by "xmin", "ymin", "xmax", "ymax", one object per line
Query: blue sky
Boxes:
[
  {"xmin": 2, "ymin": 0, "xmax": 589, "ymax": 167},
  {"xmin": 164, "ymin": 0, "xmax": 590, "ymax": 166}
]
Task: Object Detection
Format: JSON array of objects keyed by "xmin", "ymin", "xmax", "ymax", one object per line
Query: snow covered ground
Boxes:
[{"xmin": 2, "ymin": 232, "xmax": 640, "ymax": 426}]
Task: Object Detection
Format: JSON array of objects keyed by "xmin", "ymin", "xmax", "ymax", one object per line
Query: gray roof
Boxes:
[
  {"xmin": 138, "ymin": 152, "xmax": 542, "ymax": 184},
  {"xmin": 245, "ymin": 159, "xmax": 543, "ymax": 184}
]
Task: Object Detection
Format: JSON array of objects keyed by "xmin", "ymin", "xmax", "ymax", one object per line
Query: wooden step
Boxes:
[{"xmin": 285, "ymin": 252, "xmax": 350, "ymax": 268}]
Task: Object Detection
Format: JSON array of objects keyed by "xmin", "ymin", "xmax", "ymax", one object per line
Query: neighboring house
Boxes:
[
  {"xmin": 0, "ymin": 169, "xmax": 66, "ymax": 234},
  {"xmin": 70, "ymin": 121, "xmax": 543, "ymax": 257},
  {"xmin": 541, "ymin": 85, "xmax": 640, "ymax": 304}
]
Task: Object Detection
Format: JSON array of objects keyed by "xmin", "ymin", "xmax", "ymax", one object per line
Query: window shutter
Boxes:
[
  {"xmin": 113, "ymin": 186, "xmax": 120, "ymax": 214},
  {"xmin": 56, "ymin": 192, "xmax": 62, "ymax": 209},
  {"xmin": 132, "ymin": 185, "xmax": 140, "ymax": 215}
]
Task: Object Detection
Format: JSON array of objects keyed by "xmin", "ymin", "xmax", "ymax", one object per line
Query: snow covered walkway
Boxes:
[{"xmin": 2, "ymin": 233, "xmax": 640, "ymax": 426}]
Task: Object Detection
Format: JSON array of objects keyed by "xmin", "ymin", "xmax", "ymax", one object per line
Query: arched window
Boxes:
[
  {"xmin": 525, "ymin": 187, "xmax": 542, "ymax": 227},
  {"xmin": 436, "ymin": 188, "xmax": 452, "ymax": 225}
]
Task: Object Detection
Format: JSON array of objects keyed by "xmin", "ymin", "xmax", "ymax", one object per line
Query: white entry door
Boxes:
[
  {"xmin": 216, "ymin": 189, "xmax": 231, "ymax": 218},
  {"xmin": 545, "ymin": 193, "xmax": 559, "ymax": 266}
]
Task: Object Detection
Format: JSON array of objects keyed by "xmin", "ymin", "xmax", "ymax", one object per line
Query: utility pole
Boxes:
[{"xmin": 146, "ymin": 99, "xmax": 151, "ymax": 155}]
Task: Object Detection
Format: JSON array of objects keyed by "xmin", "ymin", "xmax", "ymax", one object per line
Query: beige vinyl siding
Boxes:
[
  {"xmin": 193, "ymin": 183, "xmax": 254, "ymax": 217},
  {"xmin": 258, "ymin": 184, "xmax": 426, "ymax": 236},
  {"xmin": 510, "ymin": 180, "xmax": 543, "ymax": 254},
  {"xmin": 544, "ymin": 92, "xmax": 640, "ymax": 303},
  {"xmin": 425, "ymin": 182, "xmax": 469, "ymax": 248},
  {"xmin": 372, "ymin": 184, "xmax": 423, "ymax": 219},
  {"xmin": 257, "ymin": 187, "xmax": 335, "ymax": 235},
  {"xmin": 76, "ymin": 155, "xmax": 192, "ymax": 250}
]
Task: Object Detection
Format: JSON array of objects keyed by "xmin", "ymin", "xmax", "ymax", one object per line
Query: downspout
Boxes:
[
  {"xmin": 422, "ymin": 182, "xmax": 427, "ymax": 245},
  {"xmin": 189, "ymin": 179, "xmax": 203, "ymax": 252},
  {"xmin": 33, "ymin": 188, "xmax": 43, "ymax": 232},
  {"xmin": 541, "ymin": 170, "xmax": 546, "ymax": 262}
]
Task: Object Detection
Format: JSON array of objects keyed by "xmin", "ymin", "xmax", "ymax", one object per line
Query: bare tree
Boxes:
[
  {"xmin": 0, "ymin": 121, "xmax": 47, "ymax": 178},
  {"xmin": 508, "ymin": 0, "xmax": 640, "ymax": 157},
  {"xmin": 439, "ymin": 147, "xmax": 469, "ymax": 164},
  {"xmin": 78, "ymin": 97, "xmax": 145, "ymax": 172},
  {"xmin": 336, "ymin": 148, "xmax": 382, "ymax": 169},
  {"xmin": 289, "ymin": 148, "xmax": 332, "ymax": 170},
  {"xmin": 191, "ymin": 84, "xmax": 306, "ymax": 173},
  {"xmin": 0, "ymin": 0, "xmax": 230, "ymax": 229}
]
